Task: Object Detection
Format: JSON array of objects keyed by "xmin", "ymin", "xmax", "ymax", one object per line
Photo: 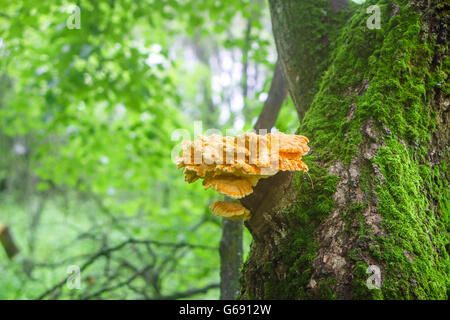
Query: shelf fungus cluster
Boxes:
[{"xmin": 176, "ymin": 132, "xmax": 310, "ymax": 220}]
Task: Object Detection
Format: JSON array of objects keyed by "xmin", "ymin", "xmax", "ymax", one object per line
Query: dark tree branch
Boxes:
[
  {"xmin": 36, "ymin": 238, "xmax": 217, "ymax": 299},
  {"xmin": 81, "ymin": 265, "xmax": 153, "ymax": 300},
  {"xmin": 241, "ymin": 19, "xmax": 252, "ymax": 99},
  {"xmin": 0, "ymin": 224, "xmax": 20, "ymax": 259},
  {"xmin": 254, "ymin": 60, "xmax": 288, "ymax": 132},
  {"xmin": 155, "ymin": 283, "xmax": 220, "ymax": 300}
]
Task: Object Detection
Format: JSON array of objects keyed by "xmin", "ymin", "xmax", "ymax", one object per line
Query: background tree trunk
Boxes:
[
  {"xmin": 240, "ymin": 0, "xmax": 449, "ymax": 299},
  {"xmin": 219, "ymin": 219, "xmax": 243, "ymax": 299}
]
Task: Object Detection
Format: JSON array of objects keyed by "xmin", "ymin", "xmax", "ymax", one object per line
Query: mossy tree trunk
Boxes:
[{"xmin": 240, "ymin": 0, "xmax": 449, "ymax": 299}]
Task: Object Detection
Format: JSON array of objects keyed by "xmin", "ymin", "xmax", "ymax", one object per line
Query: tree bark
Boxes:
[
  {"xmin": 269, "ymin": 0, "xmax": 350, "ymax": 121},
  {"xmin": 240, "ymin": 0, "xmax": 449, "ymax": 299}
]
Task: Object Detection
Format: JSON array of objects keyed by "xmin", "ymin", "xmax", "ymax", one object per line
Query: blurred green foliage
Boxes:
[{"xmin": 0, "ymin": 0, "xmax": 298, "ymax": 299}]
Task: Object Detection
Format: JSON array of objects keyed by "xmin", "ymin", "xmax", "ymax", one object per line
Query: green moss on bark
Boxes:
[
  {"xmin": 304, "ymin": 0, "xmax": 448, "ymax": 298},
  {"xmin": 262, "ymin": 0, "xmax": 448, "ymax": 299},
  {"xmin": 260, "ymin": 162, "xmax": 339, "ymax": 299},
  {"xmin": 269, "ymin": 0, "xmax": 354, "ymax": 119},
  {"xmin": 373, "ymin": 140, "xmax": 448, "ymax": 299}
]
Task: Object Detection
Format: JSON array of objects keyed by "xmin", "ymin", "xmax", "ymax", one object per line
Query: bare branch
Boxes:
[
  {"xmin": 254, "ymin": 60, "xmax": 288, "ymax": 131},
  {"xmin": 36, "ymin": 238, "xmax": 217, "ymax": 299},
  {"xmin": 154, "ymin": 283, "xmax": 220, "ymax": 300}
]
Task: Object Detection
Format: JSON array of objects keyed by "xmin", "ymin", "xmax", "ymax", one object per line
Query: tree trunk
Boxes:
[
  {"xmin": 240, "ymin": 0, "xmax": 449, "ymax": 299},
  {"xmin": 220, "ymin": 219, "xmax": 243, "ymax": 299}
]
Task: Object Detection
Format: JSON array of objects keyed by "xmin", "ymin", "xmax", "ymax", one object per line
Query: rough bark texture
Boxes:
[
  {"xmin": 240, "ymin": 0, "xmax": 449, "ymax": 299},
  {"xmin": 269, "ymin": 0, "xmax": 351, "ymax": 120}
]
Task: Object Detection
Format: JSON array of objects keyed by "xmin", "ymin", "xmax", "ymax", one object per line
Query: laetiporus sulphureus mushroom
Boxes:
[
  {"xmin": 177, "ymin": 132, "xmax": 310, "ymax": 220},
  {"xmin": 209, "ymin": 201, "xmax": 251, "ymax": 221}
]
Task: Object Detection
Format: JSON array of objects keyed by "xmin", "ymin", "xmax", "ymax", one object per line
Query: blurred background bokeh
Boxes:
[{"xmin": 0, "ymin": 0, "xmax": 300, "ymax": 299}]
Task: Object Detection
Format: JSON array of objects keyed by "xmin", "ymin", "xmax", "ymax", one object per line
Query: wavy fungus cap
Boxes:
[
  {"xmin": 210, "ymin": 201, "xmax": 251, "ymax": 221},
  {"xmin": 177, "ymin": 131, "xmax": 310, "ymax": 220}
]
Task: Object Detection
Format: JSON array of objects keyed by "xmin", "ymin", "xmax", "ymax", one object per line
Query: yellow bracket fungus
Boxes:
[
  {"xmin": 177, "ymin": 132, "xmax": 310, "ymax": 220},
  {"xmin": 209, "ymin": 201, "xmax": 251, "ymax": 221}
]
